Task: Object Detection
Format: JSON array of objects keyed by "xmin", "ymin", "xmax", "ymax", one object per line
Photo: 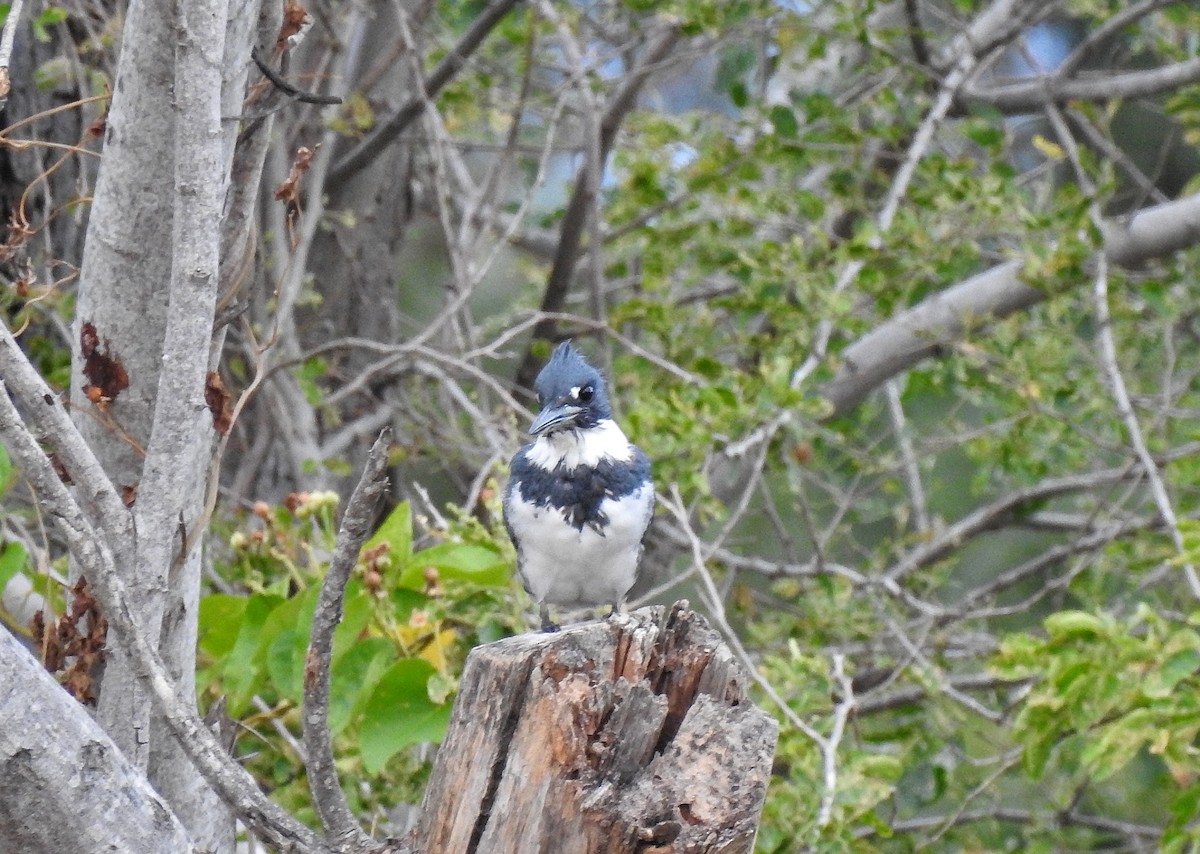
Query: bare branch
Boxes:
[
  {"xmin": 1046, "ymin": 102, "xmax": 1200, "ymax": 599},
  {"xmin": 885, "ymin": 378, "xmax": 930, "ymax": 533},
  {"xmin": 856, "ymin": 672, "xmax": 1029, "ymax": 716},
  {"xmin": 0, "ymin": 324, "xmax": 129, "ymax": 539},
  {"xmin": 966, "ymin": 57, "xmax": 1200, "ymax": 112},
  {"xmin": 303, "ymin": 429, "xmax": 392, "ymax": 850},
  {"xmin": 251, "ymin": 46, "xmax": 343, "ymax": 105},
  {"xmin": 514, "ymin": 22, "xmax": 682, "ymax": 389},
  {"xmin": 883, "ymin": 443, "xmax": 1200, "ymax": 583},
  {"xmin": 330, "ymin": 0, "xmax": 524, "ymax": 182},
  {"xmin": 818, "ymin": 654, "xmax": 855, "ymax": 827},
  {"xmin": 933, "ymin": 0, "xmax": 1057, "ymax": 71},
  {"xmin": 1055, "ymin": 0, "xmax": 1177, "ymax": 79},
  {"xmin": 791, "ymin": 35, "xmax": 980, "ymax": 390}
]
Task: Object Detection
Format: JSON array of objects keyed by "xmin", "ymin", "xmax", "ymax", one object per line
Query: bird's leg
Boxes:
[
  {"xmin": 605, "ymin": 600, "xmax": 622, "ymax": 620},
  {"xmin": 539, "ymin": 603, "xmax": 560, "ymax": 633}
]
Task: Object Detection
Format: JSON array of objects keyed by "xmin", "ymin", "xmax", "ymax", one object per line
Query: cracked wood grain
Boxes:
[{"xmin": 414, "ymin": 604, "xmax": 778, "ymax": 854}]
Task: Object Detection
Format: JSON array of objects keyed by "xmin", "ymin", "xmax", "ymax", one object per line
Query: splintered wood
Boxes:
[{"xmin": 414, "ymin": 604, "xmax": 778, "ymax": 854}]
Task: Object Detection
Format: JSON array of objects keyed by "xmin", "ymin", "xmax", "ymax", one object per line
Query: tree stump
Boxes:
[{"xmin": 413, "ymin": 603, "xmax": 778, "ymax": 853}]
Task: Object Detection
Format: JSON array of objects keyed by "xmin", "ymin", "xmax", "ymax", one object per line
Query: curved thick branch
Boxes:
[
  {"xmin": 882, "ymin": 441, "xmax": 1200, "ymax": 583},
  {"xmin": 822, "ymin": 191, "xmax": 1200, "ymax": 417},
  {"xmin": 303, "ymin": 429, "xmax": 392, "ymax": 851}
]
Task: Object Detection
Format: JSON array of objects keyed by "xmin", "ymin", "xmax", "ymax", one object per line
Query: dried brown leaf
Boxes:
[
  {"xmin": 273, "ymin": 145, "xmax": 317, "ymax": 206},
  {"xmin": 31, "ymin": 578, "xmax": 106, "ymax": 705},
  {"xmin": 205, "ymin": 371, "xmax": 233, "ymax": 435},
  {"xmin": 80, "ymin": 321, "xmax": 130, "ymax": 405},
  {"xmin": 277, "ymin": 1, "xmax": 313, "ymax": 52}
]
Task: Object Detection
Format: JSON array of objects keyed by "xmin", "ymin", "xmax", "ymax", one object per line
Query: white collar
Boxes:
[{"xmin": 525, "ymin": 418, "xmax": 634, "ymax": 471}]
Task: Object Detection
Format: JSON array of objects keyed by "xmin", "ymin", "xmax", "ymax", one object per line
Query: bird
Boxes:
[{"xmin": 503, "ymin": 341, "xmax": 655, "ymax": 632}]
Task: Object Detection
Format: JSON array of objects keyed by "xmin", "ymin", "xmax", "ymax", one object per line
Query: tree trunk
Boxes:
[
  {"xmin": 0, "ymin": 628, "xmax": 193, "ymax": 853},
  {"xmin": 65, "ymin": 0, "xmax": 255, "ymax": 847},
  {"xmin": 414, "ymin": 604, "xmax": 778, "ymax": 854}
]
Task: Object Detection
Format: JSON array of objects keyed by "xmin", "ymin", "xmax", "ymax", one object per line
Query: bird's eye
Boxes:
[{"xmin": 578, "ymin": 385, "xmax": 594, "ymax": 402}]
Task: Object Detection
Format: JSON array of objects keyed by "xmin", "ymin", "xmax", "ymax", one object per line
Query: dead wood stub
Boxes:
[{"xmin": 414, "ymin": 603, "xmax": 778, "ymax": 854}]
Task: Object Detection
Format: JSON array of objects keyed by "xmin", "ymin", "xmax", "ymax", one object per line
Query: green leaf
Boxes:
[
  {"xmin": 256, "ymin": 585, "xmax": 320, "ymax": 671},
  {"xmin": 1145, "ymin": 648, "xmax": 1200, "ymax": 698},
  {"xmin": 296, "ymin": 357, "xmax": 328, "ymax": 406},
  {"xmin": 0, "ymin": 443, "xmax": 13, "ymax": 496},
  {"xmin": 266, "ymin": 627, "xmax": 307, "ymax": 703},
  {"xmin": 963, "ymin": 117, "xmax": 1003, "ymax": 148},
  {"xmin": 256, "ymin": 585, "xmax": 323, "ymax": 701},
  {"xmin": 1044, "ymin": 610, "xmax": 1107, "ymax": 640},
  {"xmin": 223, "ymin": 594, "xmax": 283, "ymax": 714},
  {"xmin": 359, "ymin": 659, "xmax": 451, "ymax": 773},
  {"xmin": 1081, "ymin": 709, "xmax": 1154, "ymax": 781},
  {"xmin": 32, "ymin": 5, "xmax": 68, "ymax": 42},
  {"xmin": 728, "ymin": 80, "xmax": 748, "ymax": 108},
  {"xmin": 400, "ymin": 542, "xmax": 509, "ymax": 588},
  {"xmin": 0, "ymin": 540, "xmax": 27, "ymax": 594},
  {"xmin": 391, "ymin": 587, "xmax": 430, "ymax": 620},
  {"xmin": 198, "ymin": 594, "xmax": 248, "ymax": 660},
  {"xmin": 332, "ymin": 580, "xmax": 372, "ymax": 662},
  {"xmin": 328, "ymin": 637, "xmax": 394, "ymax": 734},
  {"xmin": 769, "ymin": 105, "xmax": 798, "ymax": 139},
  {"xmin": 365, "ymin": 500, "xmax": 413, "ymax": 572}
]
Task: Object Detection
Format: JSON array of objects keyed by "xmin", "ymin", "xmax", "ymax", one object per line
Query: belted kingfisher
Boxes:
[{"xmin": 503, "ymin": 341, "xmax": 655, "ymax": 632}]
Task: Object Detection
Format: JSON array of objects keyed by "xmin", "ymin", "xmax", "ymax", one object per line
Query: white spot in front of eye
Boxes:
[{"xmin": 569, "ymin": 386, "xmax": 580, "ymax": 400}]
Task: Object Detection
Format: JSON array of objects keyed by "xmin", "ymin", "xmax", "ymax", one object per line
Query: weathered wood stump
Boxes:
[{"xmin": 412, "ymin": 603, "xmax": 778, "ymax": 853}]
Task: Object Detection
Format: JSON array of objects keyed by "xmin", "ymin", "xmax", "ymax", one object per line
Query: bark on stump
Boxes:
[{"xmin": 413, "ymin": 603, "xmax": 778, "ymax": 854}]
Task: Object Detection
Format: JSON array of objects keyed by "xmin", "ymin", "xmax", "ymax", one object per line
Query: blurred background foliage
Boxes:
[{"xmin": 3, "ymin": 0, "xmax": 1200, "ymax": 849}]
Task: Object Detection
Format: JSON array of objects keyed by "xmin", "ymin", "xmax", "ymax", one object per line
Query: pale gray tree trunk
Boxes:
[
  {"xmin": 67, "ymin": 0, "xmax": 258, "ymax": 849},
  {"xmin": 0, "ymin": 629, "xmax": 193, "ymax": 852},
  {"xmin": 72, "ymin": 0, "xmax": 175, "ymax": 768}
]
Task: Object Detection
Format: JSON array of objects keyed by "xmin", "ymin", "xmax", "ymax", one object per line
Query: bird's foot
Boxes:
[
  {"xmin": 539, "ymin": 605, "xmax": 560, "ymax": 633},
  {"xmin": 604, "ymin": 603, "xmax": 634, "ymax": 627}
]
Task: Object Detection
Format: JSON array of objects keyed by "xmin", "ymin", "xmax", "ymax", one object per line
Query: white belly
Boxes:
[{"xmin": 506, "ymin": 486, "xmax": 652, "ymax": 608}]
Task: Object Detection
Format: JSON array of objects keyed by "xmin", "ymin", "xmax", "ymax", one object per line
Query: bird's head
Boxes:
[{"xmin": 528, "ymin": 341, "xmax": 612, "ymax": 437}]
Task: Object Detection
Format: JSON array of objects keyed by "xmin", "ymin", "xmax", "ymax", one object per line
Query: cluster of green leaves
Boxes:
[
  {"xmin": 995, "ymin": 605, "xmax": 1200, "ymax": 852},
  {"xmin": 198, "ymin": 492, "xmax": 523, "ymax": 821}
]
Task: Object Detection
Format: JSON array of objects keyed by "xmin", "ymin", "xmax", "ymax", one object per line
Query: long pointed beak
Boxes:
[{"xmin": 529, "ymin": 403, "xmax": 582, "ymax": 436}]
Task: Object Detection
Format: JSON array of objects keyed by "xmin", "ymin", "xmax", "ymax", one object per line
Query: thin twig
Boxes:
[
  {"xmin": 662, "ymin": 484, "xmax": 860, "ymax": 831},
  {"xmin": 514, "ymin": 21, "xmax": 682, "ymax": 389},
  {"xmin": 884, "ymin": 378, "xmax": 930, "ymax": 533},
  {"xmin": 1044, "ymin": 103, "xmax": 1200, "ymax": 600},
  {"xmin": 250, "ymin": 47, "xmax": 343, "ymax": 105},
  {"xmin": 818, "ymin": 654, "xmax": 855, "ymax": 827},
  {"xmin": 330, "ymin": 0, "xmax": 523, "ymax": 182}
]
